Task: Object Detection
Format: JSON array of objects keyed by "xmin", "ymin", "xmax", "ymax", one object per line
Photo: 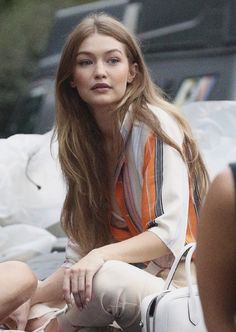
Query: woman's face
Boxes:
[{"xmin": 71, "ymin": 33, "xmax": 136, "ymax": 112}]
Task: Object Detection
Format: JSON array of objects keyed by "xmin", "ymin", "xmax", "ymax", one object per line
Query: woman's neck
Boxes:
[
  {"xmin": 90, "ymin": 105, "xmax": 122, "ymax": 168},
  {"xmin": 91, "ymin": 106, "xmax": 115, "ymax": 139}
]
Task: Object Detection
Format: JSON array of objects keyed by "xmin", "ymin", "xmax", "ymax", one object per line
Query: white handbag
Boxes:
[{"xmin": 140, "ymin": 243, "xmax": 207, "ymax": 332}]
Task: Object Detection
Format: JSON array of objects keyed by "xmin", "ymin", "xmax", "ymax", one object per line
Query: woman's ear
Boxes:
[
  {"xmin": 70, "ymin": 80, "xmax": 76, "ymax": 88},
  {"xmin": 127, "ymin": 63, "xmax": 138, "ymax": 83}
]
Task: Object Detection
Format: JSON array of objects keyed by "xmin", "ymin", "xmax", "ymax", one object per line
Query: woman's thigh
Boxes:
[{"xmin": 58, "ymin": 260, "xmax": 165, "ymax": 331}]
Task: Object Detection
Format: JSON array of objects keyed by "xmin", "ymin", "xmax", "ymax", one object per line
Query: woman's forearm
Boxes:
[
  {"xmin": 31, "ymin": 267, "xmax": 65, "ymax": 306},
  {"xmin": 94, "ymin": 231, "xmax": 170, "ymax": 263}
]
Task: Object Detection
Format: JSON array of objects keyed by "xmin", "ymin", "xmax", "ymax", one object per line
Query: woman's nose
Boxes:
[{"xmin": 94, "ymin": 61, "xmax": 107, "ymax": 78}]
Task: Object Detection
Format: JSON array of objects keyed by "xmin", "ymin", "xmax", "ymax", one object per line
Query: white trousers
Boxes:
[{"xmin": 57, "ymin": 259, "xmax": 191, "ymax": 331}]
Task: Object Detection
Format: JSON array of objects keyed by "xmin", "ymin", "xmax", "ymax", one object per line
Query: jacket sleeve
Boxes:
[{"xmin": 142, "ymin": 112, "xmax": 190, "ymax": 257}]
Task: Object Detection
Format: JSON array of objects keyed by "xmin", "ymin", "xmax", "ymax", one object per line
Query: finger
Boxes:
[
  {"xmin": 77, "ymin": 273, "xmax": 86, "ymax": 309},
  {"xmin": 85, "ymin": 271, "xmax": 93, "ymax": 306},
  {"xmin": 63, "ymin": 269, "xmax": 72, "ymax": 304},
  {"xmin": 70, "ymin": 269, "xmax": 82, "ymax": 309}
]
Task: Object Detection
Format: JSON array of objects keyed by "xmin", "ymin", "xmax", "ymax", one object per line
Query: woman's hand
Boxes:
[
  {"xmin": 63, "ymin": 250, "xmax": 105, "ymax": 310},
  {"xmin": 3, "ymin": 299, "xmax": 31, "ymax": 330}
]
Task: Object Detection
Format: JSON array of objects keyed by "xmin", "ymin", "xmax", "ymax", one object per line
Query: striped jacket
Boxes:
[{"xmin": 64, "ymin": 104, "xmax": 198, "ymax": 273}]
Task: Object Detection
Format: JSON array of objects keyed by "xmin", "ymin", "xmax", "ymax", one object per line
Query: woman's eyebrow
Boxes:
[
  {"xmin": 76, "ymin": 49, "xmax": 123, "ymax": 57},
  {"xmin": 105, "ymin": 49, "xmax": 123, "ymax": 55}
]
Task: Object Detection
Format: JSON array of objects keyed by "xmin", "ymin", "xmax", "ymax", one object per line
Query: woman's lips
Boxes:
[{"xmin": 91, "ymin": 83, "xmax": 111, "ymax": 90}]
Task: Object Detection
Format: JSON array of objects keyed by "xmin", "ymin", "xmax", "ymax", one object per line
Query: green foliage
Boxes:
[{"xmin": 0, "ymin": 0, "xmax": 92, "ymax": 137}]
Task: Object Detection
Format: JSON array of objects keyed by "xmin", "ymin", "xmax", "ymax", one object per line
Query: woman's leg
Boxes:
[
  {"xmin": 58, "ymin": 260, "xmax": 165, "ymax": 332},
  {"xmin": 0, "ymin": 261, "xmax": 37, "ymax": 322}
]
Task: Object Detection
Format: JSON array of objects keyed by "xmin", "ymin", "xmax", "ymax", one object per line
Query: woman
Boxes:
[
  {"xmin": 0, "ymin": 261, "xmax": 37, "ymax": 330},
  {"xmin": 196, "ymin": 164, "xmax": 236, "ymax": 332},
  {"xmin": 23, "ymin": 13, "xmax": 208, "ymax": 331}
]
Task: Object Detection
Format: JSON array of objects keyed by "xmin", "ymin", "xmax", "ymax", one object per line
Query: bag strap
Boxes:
[
  {"xmin": 184, "ymin": 244, "xmax": 201, "ymax": 325},
  {"xmin": 164, "ymin": 242, "xmax": 195, "ymax": 290},
  {"xmin": 164, "ymin": 242, "xmax": 200, "ymax": 326}
]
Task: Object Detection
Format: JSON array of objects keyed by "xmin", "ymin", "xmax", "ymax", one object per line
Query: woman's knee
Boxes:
[
  {"xmin": 0, "ymin": 261, "xmax": 37, "ymax": 321},
  {"xmin": 0, "ymin": 261, "xmax": 37, "ymax": 298},
  {"xmin": 92, "ymin": 260, "xmax": 163, "ymax": 303},
  {"xmin": 14, "ymin": 261, "xmax": 37, "ymax": 297},
  {"xmin": 93, "ymin": 260, "xmax": 135, "ymax": 294}
]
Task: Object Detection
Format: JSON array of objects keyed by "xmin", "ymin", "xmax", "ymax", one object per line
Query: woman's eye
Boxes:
[
  {"xmin": 77, "ymin": 59, "xmax": 93, "ymax": 66},
  {"xmin": 108, "ymin": 58, "xmax": 120, "ymax": 65}
]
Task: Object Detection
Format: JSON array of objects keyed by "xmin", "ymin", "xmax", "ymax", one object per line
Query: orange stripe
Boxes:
[
  {"xmin": 186, "ymin": 196, "xmax": 197, "ymax": 243},
  {"xmin": 111, "ymin": 180, "xmax": 139, "ymax": 242},
  {"xmin": 142, "ymin": 134, "xmax": 157, "ymax": 229}
]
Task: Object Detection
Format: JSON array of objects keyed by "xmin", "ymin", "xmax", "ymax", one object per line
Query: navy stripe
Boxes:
[
  {"xmin": 155, "ymin": 137, "xmax": 164, "ymax": 216},
  {"xmin": 193, "ymin": 179, "xmax": 200, "ymax": 218}
]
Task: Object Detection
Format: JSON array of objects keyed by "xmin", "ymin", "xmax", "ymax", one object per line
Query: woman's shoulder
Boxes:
[{"xmin": 147, "ymin": 104, "xmax": 184, "ymax": 143}]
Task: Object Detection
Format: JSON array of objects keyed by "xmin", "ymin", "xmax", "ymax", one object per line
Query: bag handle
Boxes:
[
  {"xmin": 164, "ymin": 242, "xmax": 195, "ymax": 290},
  {"xmin": 164, "ymin": 242, "xmax": 200, "ymax": 326}
]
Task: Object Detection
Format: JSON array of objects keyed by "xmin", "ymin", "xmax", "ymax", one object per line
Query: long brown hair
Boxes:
[{"xmin": 54, "ymin": 13, "xmax": 209, "ymax": 255}]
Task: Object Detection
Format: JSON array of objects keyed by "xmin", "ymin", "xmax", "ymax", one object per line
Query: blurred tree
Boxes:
[{"xmin": 0, "ymin": 0, "xmax": 92, "ymax": 137}]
